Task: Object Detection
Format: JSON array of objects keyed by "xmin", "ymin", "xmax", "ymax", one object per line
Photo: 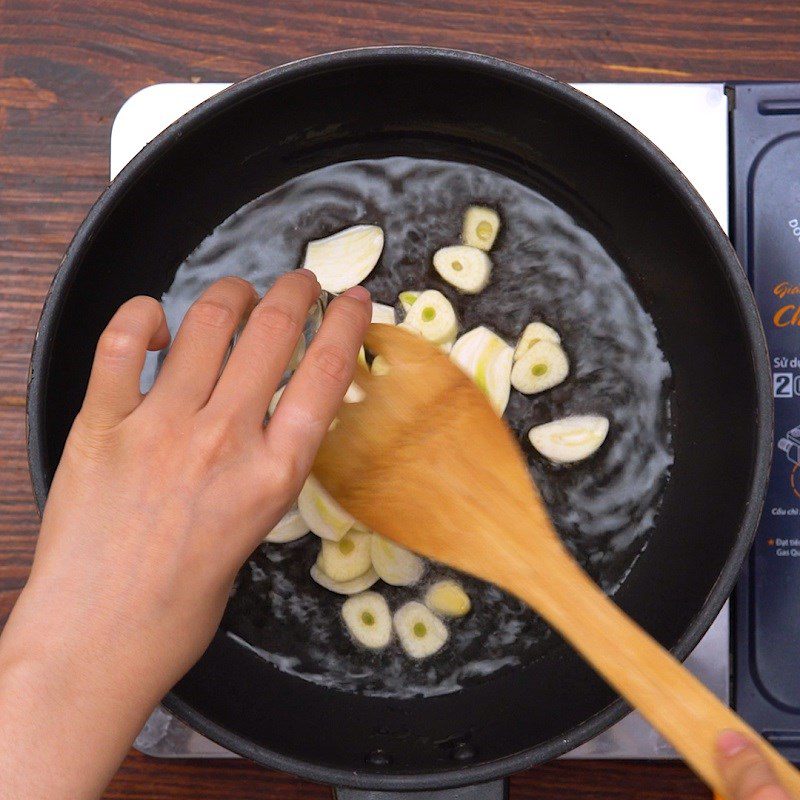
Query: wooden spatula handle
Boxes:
[{"xmin": 516, "ymin": 551, "xmax": 800, "ymax": 797}]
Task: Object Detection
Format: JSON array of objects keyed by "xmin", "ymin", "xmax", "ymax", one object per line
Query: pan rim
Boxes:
[{"xmin": 27, "ymin": 46, "xmax": 773, "ymax": 789}]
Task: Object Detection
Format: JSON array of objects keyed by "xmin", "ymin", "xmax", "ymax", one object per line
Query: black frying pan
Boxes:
[{"xmin": 27, "ymin": 49, "xmax": 772, "ymax": 798}]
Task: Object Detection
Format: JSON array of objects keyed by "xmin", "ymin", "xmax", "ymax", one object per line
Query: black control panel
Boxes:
[{"xmin": 731, "ymin": 83, "xmax": 800, "ymax": 762}]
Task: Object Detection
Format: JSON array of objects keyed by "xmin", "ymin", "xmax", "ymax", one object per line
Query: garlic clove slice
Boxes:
[
  {"xmin": 301, "ymin": 225, "xmax": 384, "ymax": 292},
  {"xmin": 298, "ymin": 474, "xmax": 355, "ymax": 541},
  {"xmin": 268, "ymin": 384, "xmax": 286, "ymax": 416},
  {"xmin": 370, "ymin": 533, "xmax": 425, "ymax": 586},
  {"xmin": 462, "ymin": 205, "xmax": 501, "ymax": 251},
  {"xmin": 288, "ymin": 335, "xmax": 305, "ymax": 370},
  {"xmin": 371, "ymin": 302, "xmax": 396, "ymax": 325},
  {"xmin": 528, "ymin": 415, "xmax": 610, "ymax": 464},
  {"xmin": 371, "ymin": 354, "xmax": 391, "ymax": 376},
  {"xmin": 432, "ymin": 245, "xmax": 491, "ymax": 294},
  {"xmin": 424, "ymin": 579, "xmax": 471, "ymax": 618},
  {"xmin": 511, "ymin": 340, "xmax": 569, "ymax": 394},
  {"xmin": 401, "ymin": 289, "xmax": 458, "ymax": 346},
  {"xmin": 318, "ymin": 529, "xmax": 372, "ymax": 582},
  {"xmin": 450, "ymin": 326, "xmax": 513, "ymax": 415},
  {"xmin": 264, "ymin": 506, "xmax": 309, "ymax": 544},
  {"xmin": 340, "ymin": 348, "xmax": 367, "ymax": 402},
  {"xmin": 394, "ymin": 601, "xmax": 448, "ymax": 659},
  {"xmin": 514, "ymin": 321, "xmax": 561, "ymax": 361},
  {"xmin": 344, "ymin": 382, "xmax": 366, "ymax": 403},
  {"xmin": 399, "ymin": 290, "xmax": 421, "ymax": 313},
  {"xmin": 341, "ymin": 591, "xmax": 392, "ymax": 649},
  {"xmin": 311, "ymin": 564, "xmax": 379, "ymax": 595}
]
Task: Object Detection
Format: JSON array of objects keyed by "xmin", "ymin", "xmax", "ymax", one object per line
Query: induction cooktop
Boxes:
[{"xmin": 109, "ymin": 80, "xmax": 796, "ymax": 763}]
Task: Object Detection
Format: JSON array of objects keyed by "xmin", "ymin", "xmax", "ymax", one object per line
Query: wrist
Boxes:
[
  {"xmin": 0, "ymin": 594, "xmax": 159, "ymax": 800},
  {"xmin": 1, "ymin": 576, "xmax": 167, "ymax": 711}
]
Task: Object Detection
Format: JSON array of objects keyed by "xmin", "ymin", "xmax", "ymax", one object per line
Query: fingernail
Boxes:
[
  {"xmin": 718, "ymin": 730, "xmax": 751, "ymax": 758},
  {"xmin": 343, "ymin": 285, "xmax": 371, "ymax": 304}
]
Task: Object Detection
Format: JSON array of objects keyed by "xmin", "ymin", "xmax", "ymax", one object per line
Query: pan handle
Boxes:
[{"xmin": 334, "ymin": 779, "xmax": 508, "ymax": 800}]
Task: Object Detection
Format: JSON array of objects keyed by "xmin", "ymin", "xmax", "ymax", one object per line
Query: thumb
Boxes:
[{"xmin": 716, "ymin": 730, "xmax": 792, "ymax": 800}]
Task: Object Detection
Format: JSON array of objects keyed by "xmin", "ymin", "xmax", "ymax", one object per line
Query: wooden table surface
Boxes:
[{"xmin": 2, "ymin": 1, "xmax": 799, "ymax": 797}]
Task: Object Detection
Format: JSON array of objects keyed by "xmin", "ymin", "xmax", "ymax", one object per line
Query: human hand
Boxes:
[
  {"xmin": 717, "ymin": 730, "xmax": 794, "ymax": 800},
  {"xmin": 0, "ymin": 270, "xmax": 371, "ymax": 799}
]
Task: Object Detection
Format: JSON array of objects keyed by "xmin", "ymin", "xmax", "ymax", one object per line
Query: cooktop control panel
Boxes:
[{"xmin": 731, "ymin": 82, "xmax": 800, "ymax": 763}]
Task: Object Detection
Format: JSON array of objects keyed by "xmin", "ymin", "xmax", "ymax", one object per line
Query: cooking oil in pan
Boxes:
[{"xmin": 146, "ymin": 157, "xmax": 673, "ymax": 698}]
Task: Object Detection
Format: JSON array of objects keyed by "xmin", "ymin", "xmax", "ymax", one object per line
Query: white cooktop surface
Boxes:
[{"xmin": 116, "ymin": 82, "xmax": 730, "ymax": 761}]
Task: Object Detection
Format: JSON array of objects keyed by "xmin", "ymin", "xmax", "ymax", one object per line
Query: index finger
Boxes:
[
  {"xmin": 264, "ymin": 286, "xmax": 371, "ymax": 482},
  {"xmin": 81, "ymin": 296, "xmax": 170, "ymax": 427}
]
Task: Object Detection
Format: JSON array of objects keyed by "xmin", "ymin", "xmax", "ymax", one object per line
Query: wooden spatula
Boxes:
[{"xmin": 314, "ymin": 323, "xmax": 800, "ymax": 798}]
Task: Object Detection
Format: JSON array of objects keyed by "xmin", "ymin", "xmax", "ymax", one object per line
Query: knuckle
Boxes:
[
  {"xmin": 132, "ymin": 294, "xmax": 162, "ymax": 312},
  {"xmin": 187, "ymin": 299, "xmax": 238, "ymax": 331},
  {"xmin": 735, "ymin": 750, "xmax": 771, "ymax": 772},
  {"xmin": 68, "ymin": 412, "xmax": 117, "ymax": 451},
  {"xmin": 324, "ymin": 296, "xmax": 370, "ymax": 337},
  {"xmin": 333, "ymin": 293, "xmax": 368, "ymax": 319},
  {"xmin": 266, "ymin": 456, "xmax": 303, "ymax": 498},
  {"xmin": 96, "ymin": 328, "xmax": 137, "ymax": 364},
  {"xmin": 216, "ymin": 275, "xmax": 256, "ymax": 299},
  {"xmin": 747, "ymin": 785, "xmax": 789, "ymax": 800},
  {"xmin": 120, "ymin": 295, "xmax": 161, "ymax": 321},
  {"xmin": 308, "ymin": 344, "xmax": 352, "ymax": 385},
  {"xmin": 249, "ymin": 302, "xmax": 301, "ymax": 340},
  {"xmin": 280, "ymin": 269, "xmax": 319, "ymax": 290},
  {"xmin": 193, "ymin": 421, "xmax": 233, "ymax": 463}
]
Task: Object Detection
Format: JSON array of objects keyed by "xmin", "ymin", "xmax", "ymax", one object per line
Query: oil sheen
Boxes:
[{"xmin": 147, "ymin": 157, "xmax": 673, "ymax": 699}]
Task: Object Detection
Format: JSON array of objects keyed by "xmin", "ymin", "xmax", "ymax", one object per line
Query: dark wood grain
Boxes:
[{"xmin": 1, "ymin": 1, "xmax": 797, "ymax": 797}]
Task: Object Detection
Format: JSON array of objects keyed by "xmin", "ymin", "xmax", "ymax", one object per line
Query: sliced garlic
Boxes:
[
  {"xmin": 450, "ymin": 326, "xmax": 513, "ymax": 415},
  {"xmin": 424, "ymin": 579, "xmax": 471, "ymax": 618},
  {"xmin": 396, "ymin": 321, "xmax": 448, "ymax": 354},
  {"xmin": 511, "ymin": 340, "xmax": 569, "ymax": 394},
  {"xmin": 371, "ymin": 354, "xmax": 391, "ymax": 376},
  {"xmin": 528, "ymin": 415, "xmax": 610, "ymax": 464},
  {"xmin": 401, "ymin": 289, "xmax": 458, "ymax": 346},
  {"xmin": 301, "ymin": 225, "xmax": 384, "ymax": 292},
  {"xmin": 318, "ymin": 529, "xmax": 372, "ymax": 582},
  {"xmin": 394, "ymin": 601, "xmax": 448, "ymax": 659},
  {"xmin": 371, "ymin": 302, "xmax": 396, "ymax": 325},
  {"xmin": 341, "ymin": 591, "xmax": 392, "ymax": 649},
  {"xmin": 514, "ymin": 321, "xmax": 561, "ymax": 361},
  {"xmin": 311, "ymin": 564, "xmax": 379, "ymax": 595},
  {"xmin": 433, "ymin": 245, "xmax": 491, "ymax": 294},
  {"xmin": 370, "ymin": 533, "xmax": 425, "ymax": 586},
  {"xmin": 264, "ymin": 506, "xmax": 309, "ymax": 544},
  {"xmin": 268, "ymin": 384, "xmax": 286, "ymax": 416},
  {"xmin": 288, "ymin": 335, "xmax": 305, "ymax": 370},
  {"xmin": 344, "ymin": 382, "xmax": 366, "ymax": 403},
  {"xmin": 298, "ymin": 474, "xmax": 355, "ymax": 541},
  {"xmin": 399, "ymin": 290, "xmax": 421, "ymax": 313},
  {"xmin": 462, "ymin": 205, "xmax": 501, "ymax": 251},
  {"xmin": 340, "ymin": 349, "xmax": 368, "ymax": 403}
]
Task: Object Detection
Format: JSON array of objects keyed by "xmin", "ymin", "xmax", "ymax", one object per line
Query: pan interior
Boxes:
[
  {"xmin": 33, "ymin": 52, "xmax": 766, "ymax": 779},
  {"xmin": 148, "ymin": 156, "xmax": 673, "ymax": 699}
]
